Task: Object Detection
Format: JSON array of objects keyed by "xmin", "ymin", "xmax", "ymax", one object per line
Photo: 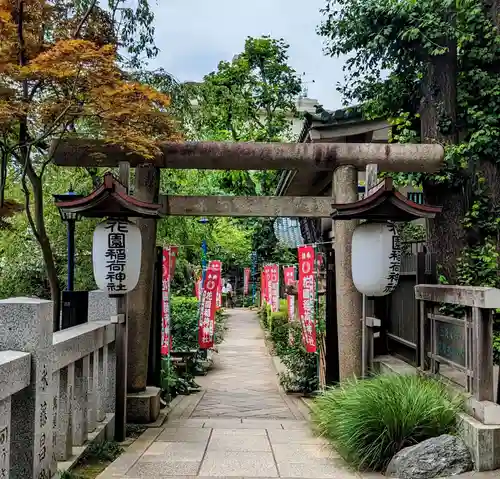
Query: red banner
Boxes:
[
  {"xmin": 298, "ymin": 246, "xmax": 316, "ymax": 353},
  {"xmin": 269, "ymin": 264, "xmax": 280, "ymax": 312},
  {"xmin": 198, "ymin": 263, "xmax": 221, "ymax": 349},
  {"xmin": 264, "ymin": 265, "xmax": 272, "ymax": 304},
  {"xmin": 260, "ymin": 271, "xmax": 266, "ymax": 305},
  {"xmin": 243, "ymin": 268, "xmax": 250, "ymax": 295},
  {"xmin": 161, "ymin": 247, "xmax": 173, "ymax": 356},
  {"xmin": 284, "ymin": 266, "xmax": 296, "ymax": 345},
  {"xmin": 209, "ymin": 260, "xmax": 222, "ymax": 309}
]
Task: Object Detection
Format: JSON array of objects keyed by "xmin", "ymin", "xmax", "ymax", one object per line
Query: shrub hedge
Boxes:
[
  {"xmin": 171, "ymin": 296, "xmax": 226, "ymax": 351},
  {"xmin": 260, "ymin": 299, "xmax": 318, "ymax": 394}
]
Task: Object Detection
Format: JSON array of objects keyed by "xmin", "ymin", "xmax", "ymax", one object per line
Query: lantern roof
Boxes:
[
  {"xmin": 54, "ymin": 172, "xmax": 161, "ymax": 218},
  {"xmin": 331, "ymin": 177, "xmax": 442, "ymax": 221}
]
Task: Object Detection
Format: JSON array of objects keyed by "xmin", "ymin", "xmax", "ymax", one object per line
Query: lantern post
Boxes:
[
  {"xmin": 54, "ymin": 189, "xmax": 84, "ymax": 292},
  {"xmin": 54, "ymin": 172, "xmax": 162, "ymax": 440},
  {"xmin": 199, "ymin": 217, "xmax": 209, "ymax": 285},
  {"xmin": 331, "ymin": 177, "xmax": 442, "ymax": 378}
]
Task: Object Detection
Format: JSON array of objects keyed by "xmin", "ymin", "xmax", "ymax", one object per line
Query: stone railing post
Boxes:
[
  {"xmin": 0, "ymin": 298, "xmax": 54, "ymax": 479},
  {"xmin": 88, "ymin": 291, "xmax": 118, "ymax": 436},
  {"xmin": 472, "ymin": 306, "xmax": 494, "ymax": 401}
]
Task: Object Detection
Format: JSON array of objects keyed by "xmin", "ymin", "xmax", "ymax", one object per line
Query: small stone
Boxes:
[{"xmin": 386, "ymin": 434, "xmax": 473, "ymax": 479}]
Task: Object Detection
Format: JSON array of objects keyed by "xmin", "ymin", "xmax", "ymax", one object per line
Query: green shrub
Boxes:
[
  {"xmin": 171, "ymin": 297, "xmax": 200, "ymax": 351},
  {"xmin": 276, "ymin": 322, "xmax": 318, "ymax": 393},
  {"xmin": 260, "ymin": 298, "xmax": 318, "ymax": 394},
  {"xmin": 171, "ymin": 296, "xmax": 227, "ymax": 351},
  {"xmin": 310, "ymin": 374, "xmax": 464, "ymax": 472}
]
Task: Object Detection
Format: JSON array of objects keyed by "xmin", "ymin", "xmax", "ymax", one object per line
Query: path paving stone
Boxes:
[{"xmin": 97, "ymin": 309, "xmax": 495, "ymax": 479}]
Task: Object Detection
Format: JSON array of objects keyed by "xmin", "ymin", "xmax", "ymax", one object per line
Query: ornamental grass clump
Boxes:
[{"xmin": 310, "ymin": 374, "xmax": 464, "ymax": 472}]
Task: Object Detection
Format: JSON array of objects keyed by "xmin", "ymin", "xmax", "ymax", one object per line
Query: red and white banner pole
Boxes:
[
  {"xmin": 297, "ymin": 245, "xmax": 317, "ymax": 353},
  {"xmin": 263, "ymin": 265, "xmax": 272, "ymax": 304},
  {"xmin": 283, "ymin": 265, "xmax": 296, "ymax": 344},
  {"xmin": 209, "ymin": 260, "xmax": 223, "ymax": 309},
  {"xmin": 269, "ymin": 264, "xmax": 280, "ymax": 312},
  {"xmin": 198, "ymin": 262, "xmax": 221, "ymax": 349},
  {"xmin": 243, "ymin": 268, "xmax": 250, "ymax": 297},
  {"xmin": 161, "ymin": 247, "xmax": 174, "ymax": 356}
]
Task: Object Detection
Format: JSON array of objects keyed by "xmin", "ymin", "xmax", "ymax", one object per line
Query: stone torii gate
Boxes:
[{"xmin": 51, "ymin": 138, "xmax": 444, "ymax": 426}]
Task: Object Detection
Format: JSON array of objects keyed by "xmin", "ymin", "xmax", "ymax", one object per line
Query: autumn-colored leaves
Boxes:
[{"xmin": 0, "ymin": 0, "xmax": 179, "ymax": 159}]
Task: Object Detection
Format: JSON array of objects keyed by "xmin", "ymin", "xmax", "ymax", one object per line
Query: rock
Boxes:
[{"xmin": 386, "ymin": 434, "xmax": 473, "ymax": 479}]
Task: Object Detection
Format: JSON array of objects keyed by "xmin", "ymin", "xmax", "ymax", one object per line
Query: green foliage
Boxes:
[
  {"xmin": 160, "ymin": 356, "xmax": 200, "ymax": 401},
  {"xmin": 398, "ymin": 222, "xmax": 426, "ymax": 244},
  {"xmin": 64, "ymin": 438, "xmax": 124, "ymax": 479},
  {"xmin": 277, "ymin": 323, "xmax": 319, "ymax": 394},
  {"xmin": 158, "ymin": 169, "xmax": 254, "ymax": 296},
  {"xmin": 58, "ymin": 472, "xmax": 79, "ymax": 479},
  {"xmin": 170, "ymin": 296, "xmax": 227, "ymax": 351},
  {"xmin": 170, "ymin": 296, "xmax": 200, "ymax": 351},
  {"xmin": 160, "ymin": 296, "xmax": 228, "ymax": 401},
  {"xmin": 311, "ymin": 374, "xmax": 464, "ymax": 471},
  {"xmin": 0, "ymin": 166, "xmax": 100, "ymax": 298},
  {"xmin": 318, "ymin": 0, "xmax": 500, "ymax": 352},
  {"xmin": 494, "ymin": 334, "xmax": 500, "ymax": 365},
  {"xmin": 187, "ymin": 36, "xmax": 302, "ymax": 143},
  {"xmin": 83, "ymin": 440, "xmax": 123, "ymax": 463},
  {"xmin": 261, "ymin": 300, "xmax": 319, "ymax": 394},
  {"xmin": 183, "ymin": 35, "xmax": 302, "ymax": 265}
]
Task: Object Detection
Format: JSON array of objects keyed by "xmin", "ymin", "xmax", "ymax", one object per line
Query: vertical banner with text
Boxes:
[
  {"xmin": 209, "ymin": 260, "xmax": 223, "ymax": 309},
  {"xmin": 283, "ymin": 266, "xmax": 296, "ymax": 344},
  {"xmin": 260, "ymin": 271, "xmax": 266, "ymax": 305},
  {"xmin": 161, "ymin": 247, "xmax": 172, "ymax": 356},
  {"xmin": 195, "ymin": 275, "xmax": 202, "ymax": 300},
  {"xmin": 264, "ymin": 265, "xmax": 272, "ymax": 304},
  {"xmin": 251, "ymin": 252, "xmax": 258, "ymax": 304},
  {"xmin": 270, "ymin": 264, "xmax": 280, "ymax": 313},
  {"xmin": 198, "ymin": 262, "xmax": 221, "ymax": 349},
  {"xmin": 243, "ymin": 268, "xmax": 250, "ymax": 295},
  {"xmin": 298, "ymin": 245, "xmax": 317, "ymax": 353}
]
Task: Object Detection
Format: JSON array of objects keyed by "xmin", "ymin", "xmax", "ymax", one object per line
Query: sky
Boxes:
[{"xmin": 149, "ymin": 0, "xmax": 347, "ymax": 110}]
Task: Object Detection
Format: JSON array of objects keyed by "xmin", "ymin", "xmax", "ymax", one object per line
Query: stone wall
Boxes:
[{"xmin": 0, "ymin": 291, "xmax": 118, "ymax": 479}]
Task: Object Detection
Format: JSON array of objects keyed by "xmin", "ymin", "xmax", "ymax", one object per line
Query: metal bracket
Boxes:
[
  {"xmin": 365, "ymin": 316, "xmax": 381, "ymax": 328},
  {"xmin": 111, "ymin": 314, "xmax": 125, "ymax": 324}
]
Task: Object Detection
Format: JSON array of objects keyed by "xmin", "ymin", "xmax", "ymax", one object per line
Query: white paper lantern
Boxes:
[
  {"xmin": 93, "ymin": 219, "xmax": 142, "ymax": 295},
  {"xmin": 351, "ymin": 221, "xmax": 401, "ymax": 297}
]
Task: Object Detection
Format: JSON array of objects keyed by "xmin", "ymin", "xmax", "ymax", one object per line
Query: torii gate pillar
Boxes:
[
  {"xmin": 127, "ymin": 165, "xmax": 160, "ymax": 393},
  {"xmin": 332, "ymin": 166, "xmax": 362, "ymax": 379}
]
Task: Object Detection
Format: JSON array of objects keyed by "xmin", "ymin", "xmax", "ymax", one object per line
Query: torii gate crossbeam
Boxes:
[{"xmin": 51, "ymin": 139, "xmax": 443, "ymax": 172}]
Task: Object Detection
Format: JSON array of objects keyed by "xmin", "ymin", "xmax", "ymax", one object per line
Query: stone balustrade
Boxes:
[
  {"xmin": 0, "ymin": 291, "xmax": 118, "ymax": 479},
  {"xmin": 415, "ymin": 284, "xmax": 500, "ymax": 471}
]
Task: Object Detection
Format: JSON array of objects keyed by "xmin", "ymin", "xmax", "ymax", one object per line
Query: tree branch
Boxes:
[{"xmin": 73, "ymin": 0, "xmax": 98, "ymax": 38}]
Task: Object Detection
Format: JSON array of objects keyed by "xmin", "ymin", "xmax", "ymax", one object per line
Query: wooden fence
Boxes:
[{"xmin": 382, "ymin": 241, "xmax": 437, "ymax": 365}]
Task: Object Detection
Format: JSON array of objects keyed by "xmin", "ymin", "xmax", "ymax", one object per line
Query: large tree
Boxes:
[
  {"xmin": 0, "ymin": 0, "xmax": 178, "ymax": 325},
  {"xmin": 187, "ymin": 36, "xmax": 302, "ymax": 143},
  {"xmin": 318, "ymin": 0, "xmax": 500, "ymax": 286},
  {"xmin": 184, "ymin": 36, "xmax": 302, "ymax": 264}
]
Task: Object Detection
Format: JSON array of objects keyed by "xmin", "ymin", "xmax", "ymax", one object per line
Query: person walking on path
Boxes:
[{"xmin": 224, "ymin": 279, "xmax": 234, "ymax": 308}]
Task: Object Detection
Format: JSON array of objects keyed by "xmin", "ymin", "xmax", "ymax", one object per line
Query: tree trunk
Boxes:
[
  {"xmin": 420, "ymin": 31, "xmax": 462, "ymax": 282},
  {"xmin": 28, "ymin": 169, "xmax": 61, "ymax": 330}
]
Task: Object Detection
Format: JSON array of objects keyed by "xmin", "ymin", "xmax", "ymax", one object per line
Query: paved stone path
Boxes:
[{"xmin": 98, "ymin": 309, "xmax": 498, "ymax": 479}]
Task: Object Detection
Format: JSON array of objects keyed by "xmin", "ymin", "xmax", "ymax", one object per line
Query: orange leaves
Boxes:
[
  {"xmin": 88, "ymin": 80, "xmax": 181, "ymax": 158},
  {"xmin": 27, "ymin": 39, "xmax": 117, "ymax": 81},
  {"xmin": 0, "ymin": 0, "xmax": 180, "ymax": 158}
]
